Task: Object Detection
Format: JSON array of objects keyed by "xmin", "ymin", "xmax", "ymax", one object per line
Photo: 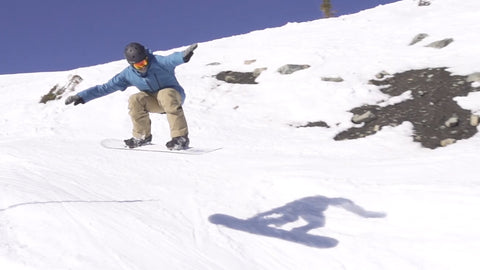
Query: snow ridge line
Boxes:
[{"xmin": 0, "ymin": 199, "xmax": 159, "ymax": 212}]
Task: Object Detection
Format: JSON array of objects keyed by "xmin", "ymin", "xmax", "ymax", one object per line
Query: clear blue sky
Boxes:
[{"xmin": 0, "ymin": 0, "xmax": 398, "ymax": 75}]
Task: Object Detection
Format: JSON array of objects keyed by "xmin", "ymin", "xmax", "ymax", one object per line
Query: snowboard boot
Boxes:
[
  {"xmin": 124, "ymin": 134, "xmax": 152, "ymax": 148},
  {"xmin": 166, "ymin": 135, "xmax": 189, "ymax": 150}
]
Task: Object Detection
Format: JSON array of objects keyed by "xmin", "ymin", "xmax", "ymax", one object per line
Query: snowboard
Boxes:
[
  {"xmin": 209, "ymin": 214, "xmax": 338, "ymax": 248},
  {"xmin": 101, "ymin": 138, "xmax": 221, "ymax": 155}
]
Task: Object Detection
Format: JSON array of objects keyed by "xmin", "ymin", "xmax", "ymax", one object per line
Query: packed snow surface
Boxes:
[{"xmin": 1, "ymin": 0, "xmax": 480, "ymax": 269}]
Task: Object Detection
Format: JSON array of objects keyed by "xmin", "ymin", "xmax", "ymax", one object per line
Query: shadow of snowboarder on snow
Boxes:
[{"xmin": 209, "ymin": 195, "xmax": 386, "ymax": 248}]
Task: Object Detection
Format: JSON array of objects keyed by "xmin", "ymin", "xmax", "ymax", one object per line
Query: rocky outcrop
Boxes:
[
  {"xmin": 409, "ymin": 33, "xmax": 454, "ymax": 49},
  {"xmin": 215, "ymin": 68, "xmax": 267, "ymax": 84},
  {"xmin": 213, "ymin": 58, "xmax": 479, "ymax": 149},
  {"xmin": 418, "ymin": 0, "xmax": 431, "ymax": 6},
  {"xmin": 425, "ymin": 38, "xmax": 454, "ymax": 49},
  {"xmin": 409, "ymin": 33, "xmax": 429, "ymax": 46},
  {"xmin": 277, "ymin": 64, "xmax": 310, "ymax": 75},
  {"xmin": 40, "ymin": 75, "xmax": 83, "ymax": 104},
  {"xmin": 295, "ymin": 121, "xmax": 330, "ymax": 128},
  {"xmin": 467, "ymin": 72, "xmax": 480, "ymax": 83},
  {"xmin": 215, "ymin": 63, "xmax": 310, "ymax": 84},
  {"xmin": 334, "ymin": 68, "xmax": 480, "ymax": 149},
  {"xmin": 321, "ymin": 77, "xmax": 344, "ymax": 82}
]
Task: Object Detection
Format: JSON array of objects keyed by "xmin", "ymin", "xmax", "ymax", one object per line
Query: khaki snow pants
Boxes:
[{"xmin": 128, "ymin": 88, "xmax": 188, "ymax": 139}]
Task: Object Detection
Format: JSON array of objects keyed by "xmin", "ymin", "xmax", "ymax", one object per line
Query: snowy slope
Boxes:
[{"xmin": 1, "ymin": 0, "xmax": 480, "ymax": 269}]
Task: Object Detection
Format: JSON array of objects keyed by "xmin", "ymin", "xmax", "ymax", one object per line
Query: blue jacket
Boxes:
[{"xmin": 77, "ymin": 51, "xmax": 186, "ymax": 104}]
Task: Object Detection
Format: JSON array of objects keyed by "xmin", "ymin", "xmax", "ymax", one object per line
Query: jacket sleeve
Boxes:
[
  {"xmin": 155, "ymin": 52, "xmax": 185, "ymax": 69},
  {"xmin": 77, "ymin": 71, "xmax": 131, "ymax": 103}
]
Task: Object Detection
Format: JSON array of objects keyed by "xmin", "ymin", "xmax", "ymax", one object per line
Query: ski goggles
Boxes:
[{"xmin": 132, "ymin": 57, "xmax": 148, "ymax": 70}]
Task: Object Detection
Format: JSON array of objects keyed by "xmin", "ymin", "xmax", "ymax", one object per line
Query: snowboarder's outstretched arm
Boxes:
[
  {"xmin": 65, "ymin": 71, "xmax": 131, "ymax": 105},
  {"xmin": 65, "ymin": 43, "xmax": 197, "ymax": 106}
]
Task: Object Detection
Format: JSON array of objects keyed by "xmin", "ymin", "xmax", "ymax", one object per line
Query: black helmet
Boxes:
[{"xmin": 124, "ymin": 42, "xmax": 147, "ymax": 64}]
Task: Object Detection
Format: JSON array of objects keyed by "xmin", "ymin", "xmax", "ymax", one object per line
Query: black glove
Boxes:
[
  {"xmin": 65, "ymin": 95, "xmax": 84, "ymax": 106},
  {"xmin": 182, "ymin": 43, "xmax": 198, "ymax": 62}
]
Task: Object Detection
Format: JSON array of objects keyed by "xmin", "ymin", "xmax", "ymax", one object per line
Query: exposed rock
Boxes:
[
  {"xmin": 207, "ymin": 62, "xmax": 221, "ymax": 66},
  {"xmin": 216, "ymin": 71, "xmax": 256, "ymax": 84},
  {"xmin": 244, "ymin": 59, "xmax": 256, "ymax": 65},
  {"xmin": 321, "ymin": 77, "xmax": 344, "ymax": 82},
  {"xmin": 216, "ymin": 68, "xmax": 267, "ymax": 84},
  {"xmin": 466, "ymin": 72, "xmax": 480, "ymax": 83},
  {"xmin": 470, "ymin": 115, "xmax": 479, "ymax": 126},
  {"xmin": 445, "ymin": 114, "xmax": 459, "ymax": 127},
  {"xmin": 253, "ymin": 68, "xmax": 268, "ymax": 77},
  {"xmin": 334, "ymin": 67, "xmax": 479, "ymax": 149},
  {"xmin": 375, "ymin": 71, "xmax": 391, "ymax": 80},
  {"xmin": 418, "ymin": 0, "xmax": 431, "ymax": 6},
  {"xmin": 40, "ymin": 75, "xmax": 83, "ymax": 104},
  {"xmin": 409, "ymin": 33, "xmax": 429, "ymax": 45},
  {"xmin": 277, "ymin": 64, "xmax": 311, "ymax": 75},
  {"xmin": 352, "ymin": 111, "xmax": 376, "ymax": 124},
  {"xmin": 425, "ymin": 38, "xmax": 454, "ymax": 49},
  {"xmin": 296, "ymin": 121, "xmax": 330, "ymax": 128},
  {"xmin": 440, "ymin": 138, "xmax": 456, "ymax": 147}
]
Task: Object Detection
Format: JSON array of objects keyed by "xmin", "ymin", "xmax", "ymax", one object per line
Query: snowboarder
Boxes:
[{"xmin": 65, "ymin": 42, "xmax": 198, "ymax": 150}]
